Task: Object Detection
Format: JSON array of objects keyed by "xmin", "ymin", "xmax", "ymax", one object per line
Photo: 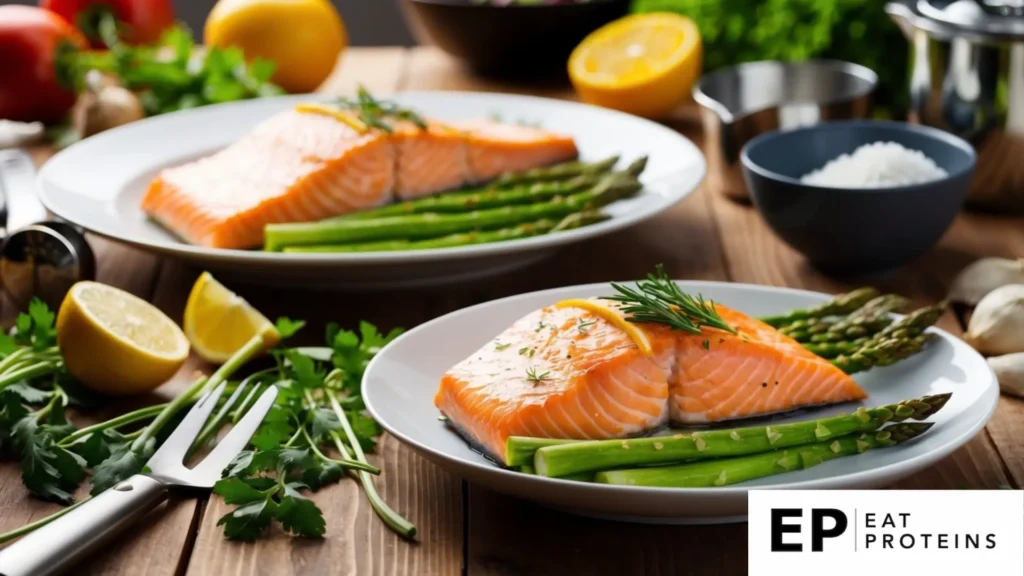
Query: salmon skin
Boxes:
[
  {"xmin": 434, "ymin": 299, "xmax": 866, "ymax": 464},
  {"xmin": 141, "ymin": 109, "xmax": 578, "ymax": 250}
]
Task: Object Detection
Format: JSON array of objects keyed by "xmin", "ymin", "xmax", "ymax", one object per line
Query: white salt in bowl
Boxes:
[{"xmin": 740, "ymin": 120, "xmax": 976, "ymax": 276}]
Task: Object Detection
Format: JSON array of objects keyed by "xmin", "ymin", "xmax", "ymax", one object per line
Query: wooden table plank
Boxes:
[
  {"xmin": 184, "ymin": 47, "xmax": 465, "ymax": 576},
  {"xmin": 707, "ymin": 178, "xmax": 1013, "ymax": 490}
]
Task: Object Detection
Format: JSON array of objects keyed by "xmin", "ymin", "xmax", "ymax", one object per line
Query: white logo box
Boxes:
[{"xmin": 749, "ymin": 490, "xmax": 1023, "ymax": 575}]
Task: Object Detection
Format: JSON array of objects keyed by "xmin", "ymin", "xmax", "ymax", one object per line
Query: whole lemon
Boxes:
[{"xmin": 204, "ymin": 0, "xmax": 347, "ymax": 94}]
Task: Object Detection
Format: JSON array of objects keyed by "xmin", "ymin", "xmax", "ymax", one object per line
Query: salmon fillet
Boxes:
[
  {"xmin": 434, "ymin": 300, "xmax": 866, "ymax": 464},
  {"xmin": 141, "ymin": 110, "xmax": 394, "ymax": 249},
  {"xmin": 141, "ymin": 109, "xmax": 579, "ymax": 249},
  {"xmin": 455, "ymin": 119, "xmax": 580, "ymax": 183}
]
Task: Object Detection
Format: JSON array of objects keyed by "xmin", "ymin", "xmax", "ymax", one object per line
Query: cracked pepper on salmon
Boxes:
[
  {"xmin": 434, "ymin": 299, "xmax": 866, "ymax": 464},
  {"xmin": 140, "ymin": 107, "xmax": 578, "ymax": 249}
]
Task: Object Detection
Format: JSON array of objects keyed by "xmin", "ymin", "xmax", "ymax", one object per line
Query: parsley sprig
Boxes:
[
  {"xmin": 607, "ymin": 264, "xmax": 735, "ymax": 334},
  {"xmin": 0, "ymin": 309, "xmax": 415, "ymax": 545},
  {"xmin": 211, "ymin": 319, "xmax": 416, "ymax": 541}
]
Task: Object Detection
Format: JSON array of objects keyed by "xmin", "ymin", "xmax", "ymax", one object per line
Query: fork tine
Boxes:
[
  {"xmin": 146, "ymin": 382, "xmax": 227, "ymax": 471},
  {"xmin": 192, "ymin": 386, "xmax": 279, "ymax": 482}
]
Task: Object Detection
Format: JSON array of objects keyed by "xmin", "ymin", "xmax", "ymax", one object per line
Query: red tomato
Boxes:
[
  {"xmin": 41, "ymin": 0, "xmax": 176, "ymax": 47},
  {"xmin": 0, "ymin": 6, "xmax": 86, "ymax": 123}
]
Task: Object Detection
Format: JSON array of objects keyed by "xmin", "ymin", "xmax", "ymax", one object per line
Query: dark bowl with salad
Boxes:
[{"xmin": 399, "ymin": 0, "xmax": 631, "ymax": 81}]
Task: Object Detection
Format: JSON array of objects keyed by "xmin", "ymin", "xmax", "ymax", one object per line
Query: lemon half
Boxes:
[
  {"xmin": 569, "ymin": 13, "xmax": 702, "ymax": 119},
  {"xmin": 57, "ymin": 282, "xmax": 190, "ymax": 395},
  {"xmin": 184, "ymin": 272, "xmax": 279, "ymax": 364}
]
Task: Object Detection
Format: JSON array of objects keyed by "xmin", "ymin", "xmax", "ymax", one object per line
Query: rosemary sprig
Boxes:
[
  {"xmin": 333, "ymin": 86, "xmax": 428, "ymax": 133},
  {"xmin": 606, "ymin": 265, "xmax": 736, "ymax": 334},
  {"xmin": 525, "ymin": 367, "xmax": 550, "ymax": 384}
]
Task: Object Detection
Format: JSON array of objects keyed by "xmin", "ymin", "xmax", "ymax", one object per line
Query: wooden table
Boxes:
[{"xmin": 4, "ymin": 46, "xmax": 1022, "ymax": 575}]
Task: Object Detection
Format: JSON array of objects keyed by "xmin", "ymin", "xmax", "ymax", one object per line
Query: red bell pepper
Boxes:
[
  {"xmin": 40, "ymin": 0, "xmax": 175, "ymax": 47},
  {"xmin": 0, "ymin": 6, "xmax": 86, "ymax": 123}
]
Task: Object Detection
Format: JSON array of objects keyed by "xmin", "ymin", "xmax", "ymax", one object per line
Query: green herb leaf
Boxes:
[
  {"xmin": 308, "ymin": 408, "xmax": 342, "ymax": 439},
  {"xmin": 90, "ymin": 440, "xmax": 153, "ymax": 495},
  {"xmin": 275, "ymin": 317, "xmax": 306, "ymax": 339},
  {"xmin": 276, "ymin": 483, "xmax": 326, "ymax": 538},
  {"xmin": 217, "ymin": 498, "xmax": 277, "ymax": 541},
  {"xmin": 213, "ymin": 477, "xmax": 268, "ymax": 505}
]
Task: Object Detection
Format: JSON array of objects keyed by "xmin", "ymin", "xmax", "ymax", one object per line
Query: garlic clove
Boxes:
[
  {"xmin": 964, "ymin": 284, "xmax": 1024, "ymax": 355},
  {"xmin": 72, "ymin": 69, "xmax": 144, "ymax": 139},
  {"xmin": 987, "ymin": 352, "xmax": 1024, "ymax": 398},
  {"xmin": 948, "ymin": 257, "xmax": 1024, "ymax": 305}
]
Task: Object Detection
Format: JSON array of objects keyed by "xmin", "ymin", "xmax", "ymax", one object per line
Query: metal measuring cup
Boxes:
[{"xmin": 0, "ymin": 149, "xmax": 95, "ymax": 311}]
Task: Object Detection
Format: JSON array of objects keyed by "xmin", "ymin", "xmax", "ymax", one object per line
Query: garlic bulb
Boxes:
[
  {"xmin": 948, "ymin": 257, "xmax": 1024, "ymax": 305},
  {"xmin": 965, "ymin": 284, "xmax": 1024, "ymax": 355},
  {"xmin": 987, "ymin": 353, "xmax": 1024, "ymax": 398},
  {"xmin": 72, "ymin": 70, "xmax": 144, "ymax": 139}
]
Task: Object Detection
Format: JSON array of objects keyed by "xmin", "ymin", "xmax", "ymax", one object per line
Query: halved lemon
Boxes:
[
  {"xmin": 569, "ymin": 13, "xmax": 702, "ymax": 119},
  {"xmin": 183, "ymin": 272, "xmax": 280, "ymax": 364},
  {"xmin": 57, "ymin": 282, "xmax": 190, "ymax": 395}
]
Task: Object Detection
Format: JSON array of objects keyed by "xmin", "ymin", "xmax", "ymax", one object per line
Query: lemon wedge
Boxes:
[
  {"xmin": 555, "ymin": 298, "xmax": 653, "ymax": 356},
  {"xmin": 184, "ymin": 272, "xmax": 280, "ymax": 363},
  {"xmin": 569, "ymin": 13, "xmax": 702, "ymax": 119},
  {"xmin": 57, "ymin": 282, "xmax": 190, "ymax": 395}
]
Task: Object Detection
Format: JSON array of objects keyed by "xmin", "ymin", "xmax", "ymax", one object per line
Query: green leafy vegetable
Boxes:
[{"xmin": 62, "ymin": 24, "xmax": 286, "ymax": 118}]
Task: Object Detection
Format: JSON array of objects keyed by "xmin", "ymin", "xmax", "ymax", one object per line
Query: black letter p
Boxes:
[{"xmin": 811, "ymin": 509, "xmax": 848, "ymax": 552}]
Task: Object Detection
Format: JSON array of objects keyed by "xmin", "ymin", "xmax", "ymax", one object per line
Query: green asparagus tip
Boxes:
[
  {"xmin": 592, "ymin": 155, "xmax": 620, "ymax": 172},
  {"xmin": 625, "ymin": 156, "xmax": 649, "ymax": 178},
  {"xmin": 883, "ymin": 421, "xmax": 934, "ymax": 442}
]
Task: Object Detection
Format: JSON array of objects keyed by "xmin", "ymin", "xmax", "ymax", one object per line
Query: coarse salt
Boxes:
[{"xmin": 800, "ymin": 141, "xmax": 948, "ymax": 188}]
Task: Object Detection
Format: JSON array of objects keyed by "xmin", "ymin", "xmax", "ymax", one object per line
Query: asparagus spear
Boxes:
[
  {"xmin": 506, "ymin": 438, "xmax": 576, "ymax": 467},
  {"xmin": 594, "ymin": 423, "xmax": 933, "ymax": 488},
  {"xmin": 760, "ymin": 287, "xmax": 880, "ymax": 328},
  {"xmin": 282, "ymin": 212, "xmax": 609, "ymax": 253},
  {"xmin": 337, "ymin": 174, "xmax": 614, "ymax": 222},
  {"xmin": 494, "ymin": 155, "xmax": 622, "ymax": 187},
  {"xmin": 802, "ymin": 338, "xmax": 869, "ymax": 359},
  {"xmin": 527, "ymin": 393, "xmax": 950, "ymax": 478},
  {"xmin": 264, "ymin": 173, "xmax": 641, "ymax": 251},
  {"xmin": 833, "ymin": 334, "xmax": 937, "ymax": 374},
  {"xmin": 873, "ymin": 303, "xmax": 945, "ymax": 341}
]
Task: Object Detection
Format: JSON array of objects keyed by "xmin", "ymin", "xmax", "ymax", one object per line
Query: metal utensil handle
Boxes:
[
  {"xmin": 0, "ymin": 475, "xmax": 169, "ymax": 576},
  {"xmin": 0, "ymin": 150, "xmax": 50, "ymax": 234}
]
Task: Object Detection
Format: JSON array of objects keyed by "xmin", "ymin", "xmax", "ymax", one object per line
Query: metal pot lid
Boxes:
[{"xmin": 915, "ymin": 0, "xmax": 1024, "ymax": 39}]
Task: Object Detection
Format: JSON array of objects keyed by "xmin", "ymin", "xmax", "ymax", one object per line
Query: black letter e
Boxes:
[{"xmin": 771, "ymin": 509, "xmax": 802, "ymax": 552}]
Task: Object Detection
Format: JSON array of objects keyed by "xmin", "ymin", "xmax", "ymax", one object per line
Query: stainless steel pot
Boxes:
[
  {"xmin": 693, "ymin": 60, "xmax": 877, "ymax": 202},
  {"xmin": 888, "ymin": 0, "xmax": 1024, "ymax": 211}
]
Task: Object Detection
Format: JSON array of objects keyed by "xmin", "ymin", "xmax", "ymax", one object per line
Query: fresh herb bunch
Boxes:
[
  {"xmin": 0, "ymin": 299, "xmax": 83, "ymax": 505},
  {"xmin": 211, "ymin": 319, "xmax": 416, "ymax": 541},
  {"xmin": 632, "ymin": 0, "xmax": 909, "ymax": 115},
  {"xmin": 607, "ymin": 264, "xmax": 735, "ymax": 334},
  {"xmin": 63, "ymin": 20, "xmax": 285, "ymax": 117},
  {"xmin": 0, "ymin": 315, "xmax": 413, "ymax": 545}
]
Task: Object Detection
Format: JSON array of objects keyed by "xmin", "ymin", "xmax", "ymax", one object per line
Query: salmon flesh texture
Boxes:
[
  {"xmin": 140, "ymin": 111, "xmax": 579, "ymax": 249},
  {"xmin": 434, "ymin": 300, "xmax": 867, "ymax": 464}
]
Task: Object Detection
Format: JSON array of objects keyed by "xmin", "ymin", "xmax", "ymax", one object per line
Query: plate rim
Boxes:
[
  {"xmin": 36, "ymin": 91, "xmax": 706, "ymax": 266},
  {"xmin": 363, "ymin": 279, "xmax": 999, "ymax": 497}
]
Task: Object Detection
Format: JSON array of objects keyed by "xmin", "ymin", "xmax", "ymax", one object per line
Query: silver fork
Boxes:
[{"xmin": 0, "ymin": 382, "xmax": 278, "ymax": 576}]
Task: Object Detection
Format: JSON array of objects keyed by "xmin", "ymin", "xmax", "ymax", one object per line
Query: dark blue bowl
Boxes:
[{"xmin": 741, "ymin": 121, "xmax": 976, "ymax": 276}]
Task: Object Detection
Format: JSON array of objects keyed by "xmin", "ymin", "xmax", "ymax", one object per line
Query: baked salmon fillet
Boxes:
[
  {"xmin": 141, "ymin": 108, "xmax": 578, "ymax": 249},
  {"xmin": 434, "ymin": 299, "xmax": 866, "ymax": 464}
]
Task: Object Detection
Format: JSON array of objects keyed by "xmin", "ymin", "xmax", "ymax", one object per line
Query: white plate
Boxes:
[
  {"xmin": 37, "ymin": 92, "xmax": 705, "ymax": 288},
  {"xmin": 363, "ymin": 281, "xmax": 998, "ymax": 523}
]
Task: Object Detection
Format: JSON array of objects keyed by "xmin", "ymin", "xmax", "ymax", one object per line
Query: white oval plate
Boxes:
[
  {"xmin": 363, "ymin": 281, "xmax": 998, "ymax": 523},
  {"xmin": 37, "ymin": 92, "xmax": 705, "ymax": 289}
]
